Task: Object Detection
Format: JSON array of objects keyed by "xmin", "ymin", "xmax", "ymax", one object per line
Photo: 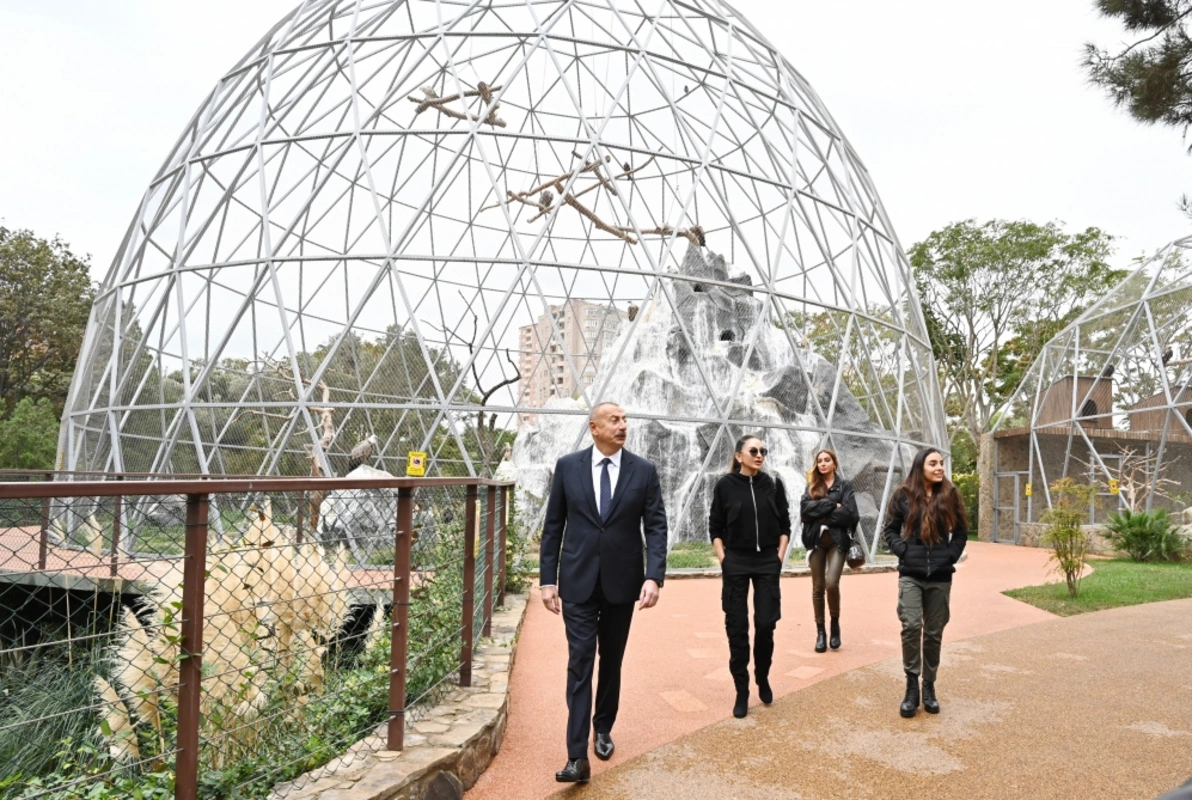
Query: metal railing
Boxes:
[{"xmin": 0, "ymin": 473, "xmax": 512, "ymax": 800}]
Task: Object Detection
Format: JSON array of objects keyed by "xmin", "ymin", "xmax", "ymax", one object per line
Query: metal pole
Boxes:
[
  {"xmin": 497, "ymin": 485, "xmax": 507, "ymax": 607},
  {"xmin": 110, "ymin": 493, "xmax": 122, "ymax": 577},
  {"xmin": 296, "ymin": 490, "xmax": 305, "ymax": 545},
  {"xmin": 483, "ymin": 485, "xmax": 495, "ymax": 638},
  {"xmin": 460, "ymin": 485, "xmax": 477, "ymax": 687},
  {"xmin": 175, "ymin": 493, "xmax": 209, "ymax": 800},
  {"xmin": 37, "ymin": 472, "xmax": 51, "ymax": 570},
  {"xmin": 387, "ymin": 486, "xmax": 414, "ymax": 751}
]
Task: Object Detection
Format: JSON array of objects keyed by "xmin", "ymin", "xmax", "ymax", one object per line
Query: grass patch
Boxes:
[
  {"xmin": 668, "ymin": 541, "xmax": 718, "ymax": 569},
  {"xmin": 1004, "ymin": 559, "xmax": 1192, "ymax": 616}
]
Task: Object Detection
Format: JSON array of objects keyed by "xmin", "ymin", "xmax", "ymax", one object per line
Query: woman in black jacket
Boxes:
[
  {"xmin": 799, "ymin": 449, "xmax": 860, "ymax": 652},
  {"xmin": 708, "ymin": 434, "xmax": 791, "ymax": 719},
  {"xmin": 882, "ymin": 447, "xmax": 968, "ymax": 718}
]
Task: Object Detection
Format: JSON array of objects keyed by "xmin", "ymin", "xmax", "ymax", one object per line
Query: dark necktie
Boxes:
[{"xmin": 599, "ymin": 457, "xmax": 612, "ymax": 520}]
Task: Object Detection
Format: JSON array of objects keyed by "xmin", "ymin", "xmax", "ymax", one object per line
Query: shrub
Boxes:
[
  {"xmin": 952, "ymin": 472, "xmax": 980, "ymax": 533},
  {"xmin": 1041, "ymin": 478, "xmax": 1098, "ymax": 597},
  {"xmin": 1104, "ymin": 509, "xmax": 1188, "ymax": 563}
]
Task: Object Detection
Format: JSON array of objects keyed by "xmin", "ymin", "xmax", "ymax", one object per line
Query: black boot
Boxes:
[
  {"xmin": 757, "ymin": 676, "xmax": 773, "ymax": 705},
  {"xmin": 922, "ymin": 680, "xmax": 939, "ymax": 714},
  {"xmin": 814, "ymin": 623, "xmax": 827, "ymax": 653},
  {"xmin": 900, "ymin": 672, "xmax": 920, "ymax": 718},
  {"xmin": 829, "ymin": 617, "xmax": 841, "ymax": 650},
  {"xmin": 733, "ymin": 688, "xmax": 749, "ymax": 718}
]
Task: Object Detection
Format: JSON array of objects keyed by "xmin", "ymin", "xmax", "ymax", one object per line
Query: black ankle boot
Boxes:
[
  {"xmin": 814, "ymin": 623, "xmax": 827, "ymax": 653},
  {"xmin": 922, "ymin": 680, "xmax": 939, "ymax": 714},
  {"xmin": 757, "ymin": 677, "xmax": 773, "ymax": 705},
  {"xmin": 829, "ymin": 617, "xmax": 841, "ymax": 650},
  {"xmin": 733, "ymin": 689, "xmax": 749, "ymax": 718},
  {"xmin": 900, "ymin": 672, "xmax": 920, "ymax": 718}
]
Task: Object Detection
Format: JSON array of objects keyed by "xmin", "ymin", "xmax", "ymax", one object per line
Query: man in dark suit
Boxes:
[{"xmin": 538, "ymin": 401, "xmax": 668, "ymax": 783}]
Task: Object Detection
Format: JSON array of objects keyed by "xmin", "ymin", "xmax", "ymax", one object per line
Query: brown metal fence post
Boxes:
[
  {"xmin": 176, "ymin": 493, "xmax": 209, "ymax": 800},
  {"xmin": 497, "ymin": 485, "xmax": 508, "ymax": 607},
  {"xmin": 460, "ymin": 484, "xmax": 478, "ymax": 687},
  {"xmin": 110, "ymin": 482, "xmax": 122, "ymax": 577},
  {"xmin": 37, "ymin": 472, "xmax": 51, "ymax": 570},
  {"xmin": 296, "ymin": 490, "xmax": 305, "ymax": 545},
  {"xmin": 483, "ymin": 485, "xmax": 495, "ymax": 638},
  {"xmin": 387, "ymin": 486, "xmax": 414, "ymax": 751}
]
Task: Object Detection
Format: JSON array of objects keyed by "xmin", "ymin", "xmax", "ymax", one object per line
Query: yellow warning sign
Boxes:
[
  {"xmin": 1024, "ymin": 483, "xmax": 1032, "ymax": 497},
  {"xmin": 1108, "ymin": 478, "xmax": 1119, "ymax": 495},
  {"xmin": 406, "ymin": 451, "xmax": 428, "ymax": 477}
]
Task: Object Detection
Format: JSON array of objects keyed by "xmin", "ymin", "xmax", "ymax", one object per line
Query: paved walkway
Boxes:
[
  {"xmin": 468, "ymin": 542, "xmax": 1064, "ymax": 799},
  {"xmin": 549, "ymin": 598, "xmax": 1192, "ymax": 800}
]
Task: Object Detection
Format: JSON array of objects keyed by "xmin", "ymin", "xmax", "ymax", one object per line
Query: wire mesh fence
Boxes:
[{"xmin": 0, "ymin": 475, "xmax": 510, "ymax": 800}]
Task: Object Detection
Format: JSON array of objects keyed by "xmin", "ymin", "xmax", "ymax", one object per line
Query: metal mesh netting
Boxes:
[
  {"xmin": 990, "ymin": 236, "xmax": 1192, "ymax": 540},
  {"xmin": 59, "ymin": 0, "xmax": 946, "ymax": 555},
  {"xmin": 0, "ymin": 479, "xmax": 506, "ymax": 799}
]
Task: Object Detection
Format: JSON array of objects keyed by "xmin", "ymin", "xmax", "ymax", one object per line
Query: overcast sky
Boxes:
[{"xmin": 0, "ymin": 0, "xmax": 1187, "ymax": 281}]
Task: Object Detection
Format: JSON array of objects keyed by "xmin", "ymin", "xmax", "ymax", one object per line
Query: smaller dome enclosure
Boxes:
[{"xmin": 987, "ymin": 236, "xmax": 1192, "ymax": 542}]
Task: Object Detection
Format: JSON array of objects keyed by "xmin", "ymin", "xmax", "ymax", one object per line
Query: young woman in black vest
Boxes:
[
  {"xmin": 882, "ymin": 447, "xmax": 968, "ymax": 718},
  {"xmin": 708, "ymin": 434, "xmax": 791, "ymax": 719},
  {"xmin": 799, "ymin": 449, "xmax": 859, "ymax": 652}
]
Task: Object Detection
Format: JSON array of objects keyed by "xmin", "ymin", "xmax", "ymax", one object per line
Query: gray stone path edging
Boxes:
[{"xmin": 275, "ymin": 592, "xmax": 529, "ymax": 800}]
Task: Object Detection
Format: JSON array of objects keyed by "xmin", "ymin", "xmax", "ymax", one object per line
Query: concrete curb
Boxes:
[{"xmin": 274, "ymin": 592, "xmax": 530, "ymax": 800}]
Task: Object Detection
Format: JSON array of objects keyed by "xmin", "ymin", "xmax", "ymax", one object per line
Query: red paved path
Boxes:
[{"xmin": 468, "ymin": 542, "xmax": 1058, "ymax": 799}]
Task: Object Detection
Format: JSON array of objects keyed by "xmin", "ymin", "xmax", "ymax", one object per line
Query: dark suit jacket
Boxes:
[{"xmin": 539, "ymin": 446, "xmax": 668, "ymax": 605}]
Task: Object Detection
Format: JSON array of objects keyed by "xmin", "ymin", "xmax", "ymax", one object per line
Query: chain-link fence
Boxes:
[{"xmin": 0, "ymin": 474, "xmax": 510, "ymax": 800}]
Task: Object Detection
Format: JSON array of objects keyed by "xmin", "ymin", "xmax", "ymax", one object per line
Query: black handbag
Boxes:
[{"xmin": 845, "ymin": 530, "xmax": 866, "ymax": 569}]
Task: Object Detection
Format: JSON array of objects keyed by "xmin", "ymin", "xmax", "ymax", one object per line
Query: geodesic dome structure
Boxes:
[
  {"xmin": 60, "ymin": 0, "xmax": 944, "ymax": 547},
  {"xmin": 988, "ymin": 235, "xmax": 1192, "ymax": 543}
]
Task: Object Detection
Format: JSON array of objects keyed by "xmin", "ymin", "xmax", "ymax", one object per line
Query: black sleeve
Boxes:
[
  {"xmin": 948, "ymin": 499, "xmax": 969, "ymax": 563},
  {"xmin": 775, "ymin": 478, "xmax": 792, "ymax": 537},
  {"xmin": 881, "ymin": 491, "xmax": 908, "ymax": 557},
  {"xmin": 642, "ymin": 463, "xmax": 668, "ymax": 584},
  {"xmin": 800, "ymin": 493, "xmax": 836, "ymax": 523},
  {"xmin": 708, "ymin": 480, "xmax": 727, "ymax": 543},
  {"xmin": 539, "ymin": 457, "xmax": 569, "ymax": 585},
  {"xmin": 825, "ymin": 480, "xmax": 860, "ymax": 528}
]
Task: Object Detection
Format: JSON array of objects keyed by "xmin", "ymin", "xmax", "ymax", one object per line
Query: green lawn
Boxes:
[
  {"xmin": 1004, "ymin": 558, "xmax": 1192, "ymax": 616},
  {"xmin": 668, "ymin": 541, "xmax": 718, "ymax": 569}
]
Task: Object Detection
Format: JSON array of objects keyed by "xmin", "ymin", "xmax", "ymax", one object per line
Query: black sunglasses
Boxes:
[{"xmin": 747, "ymin": 447, "xmax": 768, "ymax": 457}]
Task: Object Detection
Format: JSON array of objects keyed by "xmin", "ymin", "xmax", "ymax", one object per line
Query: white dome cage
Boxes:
[
  {"xmin": 988, "ymin": 235, "xmax": 1192, "ymax": 543},
  {"xmin": 60, "ymin": 0, "xmax": 946, "ymax": 552}
]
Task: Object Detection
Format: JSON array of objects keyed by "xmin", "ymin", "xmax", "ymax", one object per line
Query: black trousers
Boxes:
[
  {"xmin": 561, "ymin": 577, "xmax": 635, "ymax": 759},
  {"xmin": 721, "ymin": 549, "xmax": 782, "ymax": 691}
]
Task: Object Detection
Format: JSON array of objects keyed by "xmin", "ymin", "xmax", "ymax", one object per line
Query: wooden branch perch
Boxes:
[{"xmin": 408, "ymin": 82, "xmax": 506, "ymax": 128}]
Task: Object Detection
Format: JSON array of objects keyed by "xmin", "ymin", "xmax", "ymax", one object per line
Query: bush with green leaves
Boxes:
[
  {"xmin": 1104, "ymin": 508, "xmax": 1188, "ymax": 563},
  {"xmin": 952, "ymin": 472, "xmax": 980, "ymax": 533},
  {"xmin": 1041, "ymin": 478, "xmax": 1098, "ymax": 598}
]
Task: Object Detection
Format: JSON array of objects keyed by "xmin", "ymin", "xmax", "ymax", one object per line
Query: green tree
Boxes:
[
  {"xmin": 908, "ymin": 220, "xmax": 1123, "ymax": 446},
  {"xmin": 0, "ymin": 396, "xmax": 59, "ymax": 469},
  {"xmin": 1083, "ymin": 1, "xmax": 1192, "ymax": 140},
  {"xmin": 0, "ymin": 227, "xmax": 96, "ymax": 412}
]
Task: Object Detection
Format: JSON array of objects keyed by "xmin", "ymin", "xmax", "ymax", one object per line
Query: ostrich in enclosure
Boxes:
[{"xmin": 347, "ymin": 434, "xmax": 380, "ymax": 472}]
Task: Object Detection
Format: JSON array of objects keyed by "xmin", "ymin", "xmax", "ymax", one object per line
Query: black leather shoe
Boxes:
[
  {"xmin": 814, "ymin": 623, "xmax": 827, "ymax": 653},
  {"xmin": 555, "ymin": 758, "xmax": 590, "ymax": 783},
  {"xmin": 757, "ymin": 677, "xmax": 773, "ymax": 705},
  {"xmin": 594, "ymin": 732, "xmax": 615, "ymax": 760},
  {"xmin": 922, "ymin": 680, "xmax": 940, "ymax": 714},
  {"xmin": 733, "ymin": 689, "xmax": 749, "ymax": 718},
  {"xmin": 829, "ymin": 617, "xmax": 841, "ymax": 650},
  {"xmin": 900, "ymin": 672, "xmax": 920, "ymax": 718}
]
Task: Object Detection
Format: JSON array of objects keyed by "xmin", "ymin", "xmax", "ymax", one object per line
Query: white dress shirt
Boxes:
[
  {"xmin": 592, "ymin": 447, "xmax": 623, "ymax": 516},
  {"xmin": 541, "ymin": 447, "xmax": 623, "ymax": 591}
]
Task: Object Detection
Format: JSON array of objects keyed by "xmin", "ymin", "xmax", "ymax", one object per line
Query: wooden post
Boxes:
[
  {"xmin": 497, "ymin": 485, "xmax": 508, "ymax": 607},
  {"xmin": 37, "ymin": 472, "xmax": 51, "ymax": 570},
  {"xmin": 175, "ymin": 493, "xmax": 209, "ymax": 800},
  {"xmin": 387, "ymin": 486, "xmax": 414, "ymax": 751},
  {"xmin": 483, "ymin": 485, "xmax": 495, "ymax": 638},
  {"xmin": 460, "ymin": 485, "xmax": 478, "ymax": 687}
]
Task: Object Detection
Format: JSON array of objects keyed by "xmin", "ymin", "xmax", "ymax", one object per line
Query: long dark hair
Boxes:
[
  {"xmin": 727, "ymin": 434, "xmax": 762, "ymax": 474},
  {"xmin": 892, "ymin": 448, "xmax": 966, "ymax": 546},
  {"xmin": 806, "ymin": 449, "xmax": 839, "ymax": 499}
]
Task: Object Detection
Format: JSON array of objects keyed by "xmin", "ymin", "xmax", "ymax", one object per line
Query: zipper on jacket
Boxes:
[{"xmin": 749, "ymin": 476, "xmax": 760, "ymax": 551}]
